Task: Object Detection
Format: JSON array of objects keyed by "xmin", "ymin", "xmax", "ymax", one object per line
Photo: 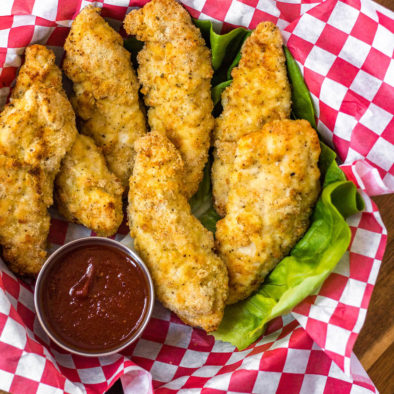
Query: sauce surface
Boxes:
[{"xmin": 41, "ymin": 245, "xmax": 149, "ymax": 352}]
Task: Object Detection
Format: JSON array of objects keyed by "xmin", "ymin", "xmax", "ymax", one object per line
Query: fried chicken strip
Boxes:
[
  {"xmin": 124, "ymin": 0, "xmax": 214, "ymax": 198},
  {"xmin": 216, "ymin": 120, "xmax": 321, "ymax": 304},
  {"xmin": 0, "ymin": 156, "xmax": 50, "ymax": 275},
  {"xmin": 212, "ymin": 22, "xmax": 291, "ymax": 216},
  {"xmin": 0, "ymin": 45, "xmax": 77, "ymax": 184},
  {"xmin": 55, "ymin": 134, "xmax": 124, "ymax": 237},
  {"xmin": 0, "ymin": 45, "xmax": 77, "ymax": 274},
  {"xmin": 63, "ymin": 6, "xmax": 146, "ymax": 186},
  {"xmin": 128, "ymin": 132, "xmax": 228, "ymax": 331}
]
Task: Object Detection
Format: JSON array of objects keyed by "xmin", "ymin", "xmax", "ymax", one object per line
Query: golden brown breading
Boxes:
[
  {"xmin": 0, "ymin": 156, "xmax": 50, "ymax": 275},
  {"xmin": 0, "ymin": 45, "xmax": 77, "ymax": 275},
  {"xmin": 55, "ymin": 134, "xmax": 124, "ymax": 237},
  {"xmin": 124, "ymin": 0, "xmax": 214, "ymax": 198},
  {"xmin": 11, "ymin": 45, "xmax": 60, "ymax": 99},
  {"xmin": 216, "ymin": 120, "xmax": 321, "ymax": 304},
  {"xmin": 0, "ymin": 45, "xmax": 77, "ymax": 181},
  {"xmin": 63, "ymin": 6, "xmax": 146, "ymax": 186},
  {"xmin": 212, "ymin": 22, "xmax": 291, "ymax": 216},
  {"xmin": 128, "ymin": 132, "xmax": 228, "ymax": 331}
]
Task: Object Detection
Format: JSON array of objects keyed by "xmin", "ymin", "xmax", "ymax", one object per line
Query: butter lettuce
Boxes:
[
  {"xmin": 189, "ymin": 160, "xmax": 221, "ymax": 233},
  {"xmin": 192, "ymin": 19, "xmax": 249, "ymax": 73},
  {"xmin": 284, "ymin": 47, "xmax": 316, "ymax": 128},
  {"xmin": 124, "ymin": 20, "xmax": 364, "ymax": 350}
]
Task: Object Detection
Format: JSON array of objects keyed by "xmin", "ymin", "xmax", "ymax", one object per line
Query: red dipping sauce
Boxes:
[{"xmin": 37, "ymin": 241, "xmax": 152, "ymax": 354}]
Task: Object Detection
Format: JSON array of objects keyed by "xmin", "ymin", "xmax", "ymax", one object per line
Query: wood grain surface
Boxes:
[{"xmin": 374, "ymin": 0, "xmax": 394, "ymax": 10}]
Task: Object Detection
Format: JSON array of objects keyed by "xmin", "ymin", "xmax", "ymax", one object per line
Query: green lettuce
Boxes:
[
  {"xmin": 189, "ymin": 160, "xmax": 221, "ymax": 233},
  {"xmin": 124, "ymin": 20, "xmax": 364, "ymax": 350},
  {"xmin": 284, "ymin": 47, "xmax": 316, "ymax": 128},
  {"xmin": 192, "ymin": 19, "xmax": 249, "ymax": 73}
]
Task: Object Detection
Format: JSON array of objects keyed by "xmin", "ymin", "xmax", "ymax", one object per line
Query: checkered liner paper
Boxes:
[{"xmin": 0, "ymin": 0, "xmax": 392, "ymax": 393}]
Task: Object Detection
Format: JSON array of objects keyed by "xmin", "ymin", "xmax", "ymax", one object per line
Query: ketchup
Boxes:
[{"xmin": 40, "ymin": 245, "xmax": 150, "ymax": 353}]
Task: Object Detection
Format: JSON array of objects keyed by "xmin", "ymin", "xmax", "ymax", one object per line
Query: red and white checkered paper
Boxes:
[{"xmin": 0, "ymin": 0, "xmax": 392, "ymax": 393}]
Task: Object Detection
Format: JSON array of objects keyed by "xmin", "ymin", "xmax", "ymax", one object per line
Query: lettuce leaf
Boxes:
[
  {"xmin": 189, "ymin": 158, "xmax": 221, "ymax": 233},
  {"xmin": 212, "ymin": 80, "xmax": 232, "ymax": 106},
  {"xmin": 284, "ymin": 47, "xmax": 317, "ymax": 129},
  {"xmin": 192, "ymin": 19, "xmax": 249, "ymax": 72},
  {"xmin": 124, "ymin": 20, "xmax": 364, "ymax": 350}
]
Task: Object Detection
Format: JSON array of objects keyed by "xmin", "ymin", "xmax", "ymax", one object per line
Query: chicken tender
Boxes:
[
  {"xmin": 212, "ymin": 22, "xmax": 291, "ymax": 216},
  {"xmin": 128, "ymin": 132, "xmax": 228, "ymax": 331},
  {"xmin": 63, "ymin": 6, "xmax": 146, "ymax": 186},
  {"xmin": 216, "ymin": 120, "xmax": 321, "ymax": 304},
  {"xmin": 0, "ymin": 45, "xmax": 77, "ymax": 182},
  {"xmin": 55, "ymin": 134, "xmax": 124, "ymax": 236},
  {"xmin": 0, "ymin": 45, "xmax": 77, "ymax": 275},
  {"xmin": 0, "ymin": 156, "xmax": 50, "ymax": 275},
  {"xmin": 124, "ymin": 0, "xmax": 214, "ymax": 198}
]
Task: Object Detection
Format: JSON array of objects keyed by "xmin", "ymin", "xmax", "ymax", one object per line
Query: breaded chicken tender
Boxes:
[
  {"xmin": 128, "ymin": 132, "xmax": 228, "ymax": 331},
  {"xmin": 0, "ymin": 45, "xmax": 77, "ymax": 275},
  {"xmin": 216, "ymin": 120, "xmax": 321, "ymax": 304},
  {"xmin": 124, "ymin": 0, "xmax": 214, "ymax": 198},
  {"xmin": 0, "ymin": 45, "xmax": 77, "ymax": 183},
  {"xmin": 212, "ymin": 22, "xmax": 291, "ymax": 216},
  {"xmin": 55, "ymin": 134, "xmax": 124, "ymax": 236},
  {"xmin": 63, "ymin": 6, "xmax": 146, "ymax": 186},
  {"xmin": 0, "ymin": 156, "xmax": 50, "ymax": 276}
]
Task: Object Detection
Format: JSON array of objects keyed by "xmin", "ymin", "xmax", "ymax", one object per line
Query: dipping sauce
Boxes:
[{"xmin": 39, "ymin": 244, "xmax": 150, "ymax": 353}]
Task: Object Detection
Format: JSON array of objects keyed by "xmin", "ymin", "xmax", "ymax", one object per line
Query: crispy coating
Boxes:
[
  {"xmin": 0, "ymin": 45, "xmax": 77, "ymax": 181},
  {"xmin": 128, "ymin": 132, "xmax": 228, "ymax": 331},
  {"xmin": 216, "ymin": 120, "xmax": 321, "ymax": 304},
  {"xmin": 212, "ymin": 22, "xmax": 291, "ymax": 216},
  {"xmin": 0, "ymin": 45, "xmax": 77, "ymax": 275},
  {"xmin": 63, "ymin": 6, "xmax": 146, "ymax": 186},
  {"xmin": 55, "ymin": 134, "xmax": 124, "ymax": 236},
  {"xmin": 0, "ymin": 156, "xmax": 50, "ymax": 275},
  {"xmin": 124, "ymin": 0, "xmax": 214, "ymax": 198}
]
